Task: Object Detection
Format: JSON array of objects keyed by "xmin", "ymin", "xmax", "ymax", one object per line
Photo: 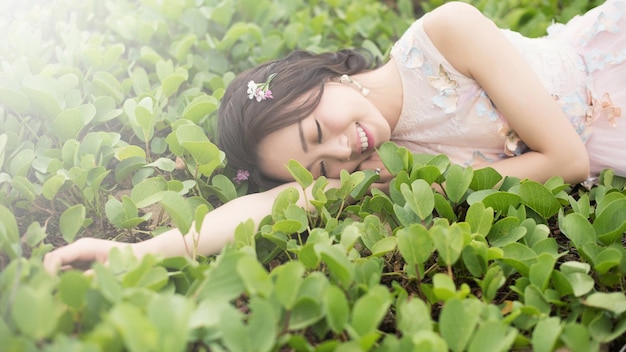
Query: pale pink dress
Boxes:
[{"xmin": 390, "ymin": 0, "xmax": 625, "ymax": 179}]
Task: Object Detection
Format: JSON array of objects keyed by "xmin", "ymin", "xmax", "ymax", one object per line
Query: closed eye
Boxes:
[
  {"xmin": 315, "ymin": 120, "xmax": 323, "ymax": 143},
  {"xmin": 315, "ymin": 120, "xmax": 326, "ymax": 176}
]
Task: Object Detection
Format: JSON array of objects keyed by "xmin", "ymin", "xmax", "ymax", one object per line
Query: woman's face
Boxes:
[{"xmin": 258, "ymin": 82, "xmax": 392, "ymax": 181}]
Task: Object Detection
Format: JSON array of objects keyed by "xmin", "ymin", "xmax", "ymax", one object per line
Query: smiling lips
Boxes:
[{"xmin": 356, "ymin": 123, "xmax": 373, "ymax": 153}]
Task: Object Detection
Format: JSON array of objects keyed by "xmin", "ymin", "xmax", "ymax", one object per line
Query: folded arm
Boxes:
[{"xmin": 424, "ymin": 2, "xmax": 590, "ymax": 184}]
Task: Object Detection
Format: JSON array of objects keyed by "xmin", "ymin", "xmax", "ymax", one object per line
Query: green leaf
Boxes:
[
  {"xmin": 467, "ymin": 321, "xmax": 517, "ymax": 352},
  {"xmin": 209, "ymin": 174, "xmax": 238, "ymax": 203},
  {"xmin": 102, "ymin": 43, "xmax": 125, "ymax": 67},
  {"xmin": 105, "ymin": 195, "xmax": 149, "ymax": 229},
  {"xmin": 370, "ymin": 236, "xmax": 397, "ymax": 257},
  {"xmin": 272, "ymin": 187, "xmax": 300, "ymax": 220},
  {"xmin": 462, "ymin": 241, "xmax": 489, "ymax": 277},
  {"xmin": 170, "ymin": 33, "xmax": 196, "ymax": 62},
  {"xmin": 518, "ymin": 180, "xmax": 561, "ymax": 218},
  {"xmin": 560, "ymin": 323, "xmax": 592, "ymax": 352},
  {"xmin": 60, "ymin": 204, "xmax": 86, "ymax": 243},
  {"xmin": 531, "ymin": 317, "xmax": 562, "ymax": 352},
  {"xmin": 317, "ymin": 244, "xmax": 355, "ymax": 289},
  {"xmin": 114, "ymin": 156, "xmax": 146, "ymax": 183},
  {"xmin": 377, "ymin": 142, "xmax": 405, "ymax": 175},
  {"xmin": 92, "ymin": 71, "xmax": 124, "ymax": 102},
  {"xmin": 397, "ymin": 298, "xmax": 432, "ymax": 335},
  {"xmin": 11, "ymin": 176, "xmax": 36, "ymax": 201},
  {"xmin": 219, "ymin": 306, "xmax": 249, "ymax": 352},
  {"xmin": 273, "ymin": 261, "xmax": 305, "ymax": 310},
  {"xmin": 53, "ymin": 108, "xmax": 85, "ymax": 141},
  {"xmin": 528, "ymin": 253, "xmax": 556, "ymax": 291},
  {"xmin": 487, "ymin": 217, "xmax": 526, "ymax": 247},
  {"xmin": 160, "ymin": 191, "xmax": 193, "ymax": 235},
  {"xmin": 174, "ymin": 124, "xmax": 220, "ymax": 166},
  {"xmin": 237, "ymin": 255, "xmax": 273, "ymax": 298},
  {"xmin": 182, "ymin": 95, "xmax": 218, "ymax": 123},
  {"xmin": 592, "ymin": 198, "xmax": 626, "ymax": 244},
  {"xmin": 350, "ymin": 286, "xmax": 391, "ymax": 337},
  {"xmin": 396, "ymin": 224, "xmax": 434, "ymax": 278},
  {"xmin": 147, "ymin": 295, "xmax": 193, "ymax": 352},
  {"xmin": 11, "ymin": 286, "xmax": 60, "ymax": 340},
  {"xmin": 482, "ymin": 191, "xmax": 522, "ymax": 214},
  {"xmin": 559, "ymin": 212, "xmax": 596, "ymax": 249},
  {"xmin": 444, "ymin": 164, "xmax": 473, "ymax": 203},
  {"xmin": 131, "ymin": 176, "xmax": 168, "ymax": 208},
  {"xmin": 478, "ymin": 265, "xmax": 505, "ymax": 302},
  {"xmin": 564, "ymin": 272, "xmax": 594, "ymax": 297},
  {"xmin": 432, "ymin": 273, "xmax": 457, "ymax": 302},
  {"xmin": 414, "ymin": 165, "xmax": 442, "ymax": 185},
  {"xmin": 431, "ymin": 223, "xmax": 468, "ymax": 267},
  {"xmin": 439, "ymin": 297, "xmax": 481, "ymax": 352},
  {"xmin": 194, "ymin": 249, "xmax": 246, "ymax": 302},
  {"xmin": 324, "ymin": 284, "xmax": 350, "ymax": 334},
  {"xmin": 22, "ymin": 75, "xmax": 63, "ymax": 116},
  {"xmin": 0, "ymin": 83, "xmax": 28, "ymax": 113},
  {"xmin": 247, "ymin": 298, "xmax": 278, "ymax": 352},
  {"xmin": 161, "ymin": 67, "xmax": 188, "ymax": 97},
  {"xmin": 592, "ymin": 247, "xmax": 622, "ymax": 274},
  {"xmin": 234, "ymin": 218, "xmax": 256, "ymax": 248},
  {"xmin": 0, "ymin": 205, "xmax": 22, "ymax": 258},
  {"xmin": 500, "ymin": 242, "xmax": 538, "ymax": 276},
  {"xmin": 9, "ymin": 149, "xmax": 35, "ymax": 177},
  {"xmin": 465, "ymin": 202, "xmax": 493, "ymax": 237},
  {"xmin": 108, "ymin": 303, "xmax": 159, "ymax": 351},
  {"xmin": 58, "ymin": 271, "xmax": 91, "ymax": 310},
  {"xmin": 434, "ymin": 192, "xmax": 457, "ymax": 221},
  {"xmin": 584, "ymin": 292, "xmax": 626, "ymax": 314},
  {"xmin": 469, "ymin": 167, "xmax": 502, "ymax": 190},
  {"xmin": 42, "ymin": 173, "xmax": 67, "ymax": 200},
  {"xmin": 289, "ymin": 297, "xmax": 323, "ymax": 330},
  {"xmin": 400, "ymin": 179, "xmax": 434, "ymax": 220},
  {"xmin": 23, "ymin": 222, "xmax": 47, "ymax": 248}
]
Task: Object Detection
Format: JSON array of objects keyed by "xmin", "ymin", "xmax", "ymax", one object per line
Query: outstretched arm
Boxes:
[
  {"xmin": 424, "ymin": 2, "xmax": 590, "ymax": 184},
  {"xmin": 43, "ymin": 181, "xmax": 323, "ymax": 273}
]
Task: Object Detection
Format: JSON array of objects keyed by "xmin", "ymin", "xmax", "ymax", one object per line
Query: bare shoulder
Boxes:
[
  {"xmin": 423, "ymin": 2, "xmax": 501, "ymax": 76},
  {"xmin": 424, "ymin": 1, "xmax": 487, "ymax": 28}
]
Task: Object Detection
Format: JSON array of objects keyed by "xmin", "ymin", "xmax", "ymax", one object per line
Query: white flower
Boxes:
[
  {"xmin": 247, "ymin": 81, "xmax": 258, "ymax": 99},
  {"xmin": 246, "ymin": 73, "xmax": 277, "ymax": 102}
]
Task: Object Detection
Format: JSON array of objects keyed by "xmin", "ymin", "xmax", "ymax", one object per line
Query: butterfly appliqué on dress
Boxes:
[
  {"xmin": 428, "ymin": 64, "xmax": 458, "ymax": 114},
  {"xmin": 498, "ymin": 124, "xmax": 529, "ymax": 157},
  {"xmin": 476, "ymin": 92, "xmax": 499, "ymax": 122}
]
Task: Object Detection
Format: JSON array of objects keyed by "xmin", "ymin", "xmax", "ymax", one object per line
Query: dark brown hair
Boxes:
[{"xmin": 218, "ymin": 49, "xmax": 377, "ymax": 190}]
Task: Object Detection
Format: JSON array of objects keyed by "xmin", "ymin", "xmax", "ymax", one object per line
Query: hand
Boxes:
[
  {"xmin": 357, "ymin": 153, "xmax": 392, "ymax": 193},
  {"xmin": 43, "ymin": 237, "xmax": 132, "ymax": 274}
]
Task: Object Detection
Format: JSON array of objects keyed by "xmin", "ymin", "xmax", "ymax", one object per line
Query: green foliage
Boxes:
[{"xmin": 1, "ymin": 0, "xmax": 624, "ymax": 351}]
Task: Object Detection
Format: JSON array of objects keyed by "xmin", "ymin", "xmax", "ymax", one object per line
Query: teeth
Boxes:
[{"xmin": 357, "ymin": 125, "xmax": 368, "ymax": 152}]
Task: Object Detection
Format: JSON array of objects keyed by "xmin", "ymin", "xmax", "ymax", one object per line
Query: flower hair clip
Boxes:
[{"xmin": 247, "ymin": 73, "xmax": 277, "ymax": 102}]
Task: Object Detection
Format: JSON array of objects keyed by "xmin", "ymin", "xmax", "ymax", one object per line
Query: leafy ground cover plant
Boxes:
[{"xmin": 0, "ymin": 0, "xmax": 623, "ymax": 351}]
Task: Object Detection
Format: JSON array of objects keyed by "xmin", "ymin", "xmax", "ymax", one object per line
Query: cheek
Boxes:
[{"xmin": 325, "ymin": 158, "xmax": 367, "ymax": 178}]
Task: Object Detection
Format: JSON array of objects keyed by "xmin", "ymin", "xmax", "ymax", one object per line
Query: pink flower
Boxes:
[
  {"xmin": 233, "ymin": 169, "xmax": 250, "ymax": 184},
  {"xmin": 246, "ymin": 73, "xmax": 276, "ymax": 102}
]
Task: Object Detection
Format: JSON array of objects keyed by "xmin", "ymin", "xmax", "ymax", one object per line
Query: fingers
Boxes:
[
  {"xmin": 43, "ymin": 238, "xmax": 116, "ymax": 274},
  {"xmin": 357, "ymin": 157, "xmax": 392, "ymax": 185},
  {"xmin": 369, "ymin": 180, "xmax": 391, "ymax": 193}
]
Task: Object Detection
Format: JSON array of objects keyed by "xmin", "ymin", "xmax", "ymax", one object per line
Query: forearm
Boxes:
[
  {"xmin": 132, "ymin": 193, "xmax": 270, "ymax": 258},
  {"xmin": 487, "ymin": 150, "xmax": 589, "ymax": 185},
  {"xmin": 130, "ymin": 182, "xmax": 313, "ymax": 259}
]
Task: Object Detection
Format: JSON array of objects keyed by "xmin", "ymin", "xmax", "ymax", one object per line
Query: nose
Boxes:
[{"xmin": 324, "ymin": 133, "xmax": 352, "ymax": 161}]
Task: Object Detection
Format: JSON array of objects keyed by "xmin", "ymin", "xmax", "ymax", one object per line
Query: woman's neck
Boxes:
[{"xmin": 352, "ymin": 59, "xmax": 404, "ymax": 131}]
